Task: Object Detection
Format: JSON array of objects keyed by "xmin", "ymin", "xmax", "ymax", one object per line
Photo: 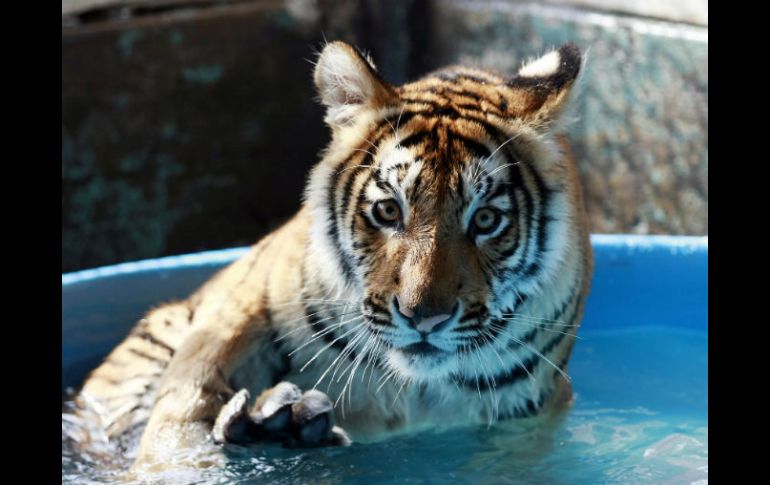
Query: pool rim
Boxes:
[{"xmin": 62, "ymin": 234, "xmax": 707, "ymax": 286}]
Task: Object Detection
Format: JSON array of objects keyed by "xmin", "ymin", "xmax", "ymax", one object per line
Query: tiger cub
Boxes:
[{"xmin": 75, "ymin": 40, "xmax": 593, "ymax": 470}]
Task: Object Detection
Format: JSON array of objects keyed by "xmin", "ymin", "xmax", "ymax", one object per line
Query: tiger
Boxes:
[{"xmin": 69, "ymin": 40, "xmax": 593, "ymax": 473}]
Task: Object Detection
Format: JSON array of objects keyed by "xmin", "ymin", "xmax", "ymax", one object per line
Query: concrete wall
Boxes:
[{"xmin": 62, "ymin": 0, "xmax": 708, "ymax": 271}]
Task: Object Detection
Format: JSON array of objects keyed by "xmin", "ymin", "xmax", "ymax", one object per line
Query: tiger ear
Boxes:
[
  {"xmin": 314, "ymin": 41, "xmax": 396, "ymax": 127},
  {"xmin": 505, "ymin": 43, "xmax": 583, "ymax": 131}
]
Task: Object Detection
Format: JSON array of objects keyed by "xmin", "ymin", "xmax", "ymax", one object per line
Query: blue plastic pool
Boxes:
[{"xmin": 62, "ymin": 235, "xmax": 708, "ymax": 484}]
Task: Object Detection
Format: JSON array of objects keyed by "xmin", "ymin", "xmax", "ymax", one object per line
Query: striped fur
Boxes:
[{"xmin": 71, "ymin": 41, "xmax": 593, "ymax": 470}]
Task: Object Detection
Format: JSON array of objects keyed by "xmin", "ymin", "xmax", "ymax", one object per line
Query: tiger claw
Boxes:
[
  {"xmin": 255, "ymin": 382, "xmax": 302, "ymax": 432},
  {"xmin": 290, "ymin": 390, "xmax": 336, "ymax": 445},
  {"xmin": 213, "ymin": 383, "xmax": 350, "ymax": 448},
  {"xmin": 212, "ymin": 389, "xmax": 255, "ymax": 444},
  {"xmin": 288, "ymin": 389, "xmax": 351, "ymax": 447}
]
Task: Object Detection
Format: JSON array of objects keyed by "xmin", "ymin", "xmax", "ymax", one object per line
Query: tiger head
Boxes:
[{"xmin": 306, "ymin": 41, "xmax": 588, "ymax": 383}]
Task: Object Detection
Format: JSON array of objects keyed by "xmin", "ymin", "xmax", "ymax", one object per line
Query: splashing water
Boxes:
[{"xmin": 62, "ymin": 327, "xmax": 707, "ymax": 485}]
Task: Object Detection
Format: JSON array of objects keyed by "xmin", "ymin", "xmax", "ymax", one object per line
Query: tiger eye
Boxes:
[
  {"xmin": 473, "ymin": 208, "xmax": 500, "ymax": 234},
  {"xmin": 373, "ymin": 199, "xmax": 402, "ymax": 226}
]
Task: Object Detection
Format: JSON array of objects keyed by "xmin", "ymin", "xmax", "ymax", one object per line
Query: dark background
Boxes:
[{"xmin": 62, "ymin": 0, "xmax": 708, "ymax": 272}]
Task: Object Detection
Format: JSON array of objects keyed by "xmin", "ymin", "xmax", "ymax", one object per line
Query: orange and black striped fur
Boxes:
[{"xmin": 71, "ymin": 41, "xmax": 593, "ymax": 471}]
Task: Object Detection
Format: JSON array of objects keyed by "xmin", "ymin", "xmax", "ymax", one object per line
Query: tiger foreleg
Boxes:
[{"xmin": 129, "ymin": 325, "xmax": 243, "ymax": 470}]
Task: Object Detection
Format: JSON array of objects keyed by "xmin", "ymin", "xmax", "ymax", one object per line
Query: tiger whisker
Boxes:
[
  {"xmin": 294, "ymin": 319, "xmax": 364, "ymax": 368},
  {"xmin": 332, "ymin": 329, "xmax": 369, "ymax": 411},
  {"xmin": 392, "ymin": 375, "xmax": 410, "ymax": 405},
  {"xmin": 480, "ymin": 328, "xmax": 541, "ymax": 420},
  {"xmin": 477, "ymin": 330, "xmax": 506, "ymax": 368},
  {"xmin": 376, "ymin": 367, "xmax": 399, "ymax": 395},
  {"xmin": 330, "ymin": 298, "xmax": 371, "ymax": 416},
  {"xmin": 312, "ymin": 332, "xmax": 367, "ymax": 418},
  {"xmin": 342, "ymin": 333, "xmax": 376, "ymax": 408},
  {"xmin": 385, "ymin": 114, "xmax": 399, "ymax": 140},
  {"xmin": 362, "ymin": 331, "xmax": 384, "ymax": 385},
  {"xmin": 337, "ymin": 164, "xmax": 374, "ymax": 175},
  {"xmin": 499, "ymin": 312, "xmax": 575, "ymax": 326},
  {"xmin": 375, "ymin": 365, "xmax": 395, "ymax": 385},
  {"xmin": 320, "ymin": 303, "xmax": 364, "ymax": 392},
  {"xmin": 395, "ymin": 104, "xmax": 406, "ymax": 135},
  {"xmin": 471, "ymin": 343, "xmax": 492, "ymax": 405},
  {"xmin": 490, "ymin": 320, "xmax": 581, "ymax": 339},
  {"xmin": 352, "ymin": 147, "xmax": 377, "ymax": 158},
  {"xmin": 471, "ymin": 341, "xmax": 499, "ymax": 425},
  {"xmin": 473, "ymin": 162, "xmax": 520, "ymax": 193},
  {"xmin": 331, "ymin": 330, "xmax": 369, "ymax": 384},
  {"xmin": 480, "ymin": 327, "xmax": 538, "ymax": 393},
  {"xmin": 450, "ymin": 372, "xmax": 462, "ymax": 393},
  {"xmin": 485, "ymin": 162, "xmax": 520, "ymax": 179},
  {"xmin": 271, "ymin": 299, "xmax": 354, "ymax": 308},
  {"xmin": 301, "ymin": 313, "xmax": 363, "ymax": 344},
  {"xmin": 356, "ymin": 134, "xmax": 380, "ymax": 152},
  {"xmin": 472, "ymin": 134, "xmax": 520, "ymax": 186},
  {"xmin": 497, "ymin": 317, "xmax": 577, "ymax": 330},
  {"xmin": 463, "ymin": 343, "xmax": 483, "ymax": 401},
  {"xmin": 495, "ymin": 317, "xmax": 578, "ymax": 337},
  {"xmin": 274, "ymin": 310, "xmax": 361, "ymax": 342},
  {"xmin": 502, "ymin": 331, "xmax": 571, "ymax": 383},
  {"xmin": 312, "ymin": 325, "xmax": 367, "ymax": 392}
]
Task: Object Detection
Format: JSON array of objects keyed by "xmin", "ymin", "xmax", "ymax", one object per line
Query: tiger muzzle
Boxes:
[{"xmin": 395, "ymin": 296, "xmax": 459, "ymax": 334}]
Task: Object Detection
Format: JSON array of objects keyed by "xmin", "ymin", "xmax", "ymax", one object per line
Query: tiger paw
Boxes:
[{"xmin": 212, "ymin": 382, "xmax": 351, "ymax": 448}]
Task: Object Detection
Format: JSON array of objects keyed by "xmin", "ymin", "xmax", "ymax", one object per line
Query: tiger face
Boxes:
[{"xmin": 307, "ymin": 42, "xmax": 585, "ymax": 383}]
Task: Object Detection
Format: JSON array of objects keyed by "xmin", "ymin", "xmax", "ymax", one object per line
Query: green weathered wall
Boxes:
[{"xmin": 62, "ymin": 0, "xmax": 708, "ymax": 272}]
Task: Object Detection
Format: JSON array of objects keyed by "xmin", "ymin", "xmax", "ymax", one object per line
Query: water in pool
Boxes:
[{"xmin": 62, "ymin": 327, "xmax": 707, "ymax": 484}]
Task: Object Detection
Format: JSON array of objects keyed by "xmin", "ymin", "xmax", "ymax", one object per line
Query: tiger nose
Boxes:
[{"xmin": 395, "ymin": 297, "xmax": 457, "ymax": 333}]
